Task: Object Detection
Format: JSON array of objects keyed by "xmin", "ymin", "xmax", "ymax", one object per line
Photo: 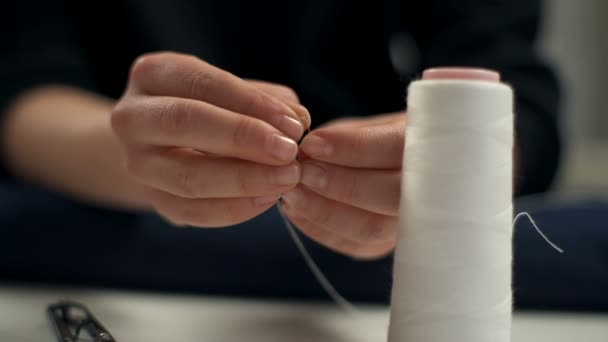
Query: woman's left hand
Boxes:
[{"xmin": 281, "ymin": 112, "xmax": 406, "ymax": 259}]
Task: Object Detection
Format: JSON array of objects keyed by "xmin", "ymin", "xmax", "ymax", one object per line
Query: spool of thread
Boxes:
[{"xmin": 388, "ymin": 68, "xmax": 514, "ymax": 341}]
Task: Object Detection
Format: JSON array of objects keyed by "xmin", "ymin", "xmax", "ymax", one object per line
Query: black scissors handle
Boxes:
[{"xmin": 48, "ymin": 300, "xmax": 116, "ymax": 342}]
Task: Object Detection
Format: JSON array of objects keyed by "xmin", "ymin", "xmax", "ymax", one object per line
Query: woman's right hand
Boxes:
[{"xmin": 111, "ymin": 52, "xmax": 310, "ymax": 227}]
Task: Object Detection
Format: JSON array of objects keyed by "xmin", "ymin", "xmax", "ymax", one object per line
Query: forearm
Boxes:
[{"xmin": 1, "ymin": 85, "xmax": 150, "ymax": 210}]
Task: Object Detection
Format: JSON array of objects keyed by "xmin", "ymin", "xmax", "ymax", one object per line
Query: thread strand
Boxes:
[
  {"xmin": 276, "ymin": 203, "xmax": 359, "ymax": 314},
  {"xmin": 513, "ymin": 211, "xmax": 564, "ymax": 253}
]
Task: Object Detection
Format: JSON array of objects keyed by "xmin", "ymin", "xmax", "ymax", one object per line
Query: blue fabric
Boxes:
[
  {"xmin": 0, "ymin": 182, "xmax": 393, "ymax": 302},
  {"xmin": 1, "ymin": 182, "xmax": 607, "ymax": 310}
]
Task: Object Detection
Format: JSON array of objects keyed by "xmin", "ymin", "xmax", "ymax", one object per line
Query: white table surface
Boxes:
[{"xmin": 1, "ymin": 284, "xmax": 607, "ymax": 342}]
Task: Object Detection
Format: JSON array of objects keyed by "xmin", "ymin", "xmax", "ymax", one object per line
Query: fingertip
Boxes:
[
  {"xmin": 283, "ymin": 102, "xmax": 311, "ymax": 133},
  {"xmin": 271, "ymin": 162, "xmax": 301, "ymax": 186},
  {"xmin": 266, "ymin": 134, "xmax": 299, "ymax": 164},
  {"xmin": 289, "ymin": 102, "xmax": 311, "ymax": 129},
  {"xmin": 279, "ymin": 115, "xmax": 305, "ymax": 141},
  {"xmin": 281, "ymin": 101, "xmax": 301, "ymax": 122},
  {"xmin": 300, "ymin": 134, "xmax": 333, "ymax": 159}
]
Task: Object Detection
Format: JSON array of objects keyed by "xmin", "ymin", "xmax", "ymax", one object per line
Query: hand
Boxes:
[
  {"xmin": 281, "ymin": 113, "xmax": 406, "ymax": 259},
  {"xmin": 111, "ymin": 52, "xmax": 310, "ymax": 227}
]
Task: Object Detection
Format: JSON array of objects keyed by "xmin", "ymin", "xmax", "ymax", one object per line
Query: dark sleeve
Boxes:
[
  {"xmin": 402, "ymin": 0, "xmax": 562, "ymax": 195},
  {"xmin": 0, "ymin": 1, "xmax": 97, "ymax": 181}
]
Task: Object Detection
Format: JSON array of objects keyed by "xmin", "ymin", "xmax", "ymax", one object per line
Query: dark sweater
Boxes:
[{"xmin": 0, "ymin": 0, "xmax": 560, "ymax": 195}]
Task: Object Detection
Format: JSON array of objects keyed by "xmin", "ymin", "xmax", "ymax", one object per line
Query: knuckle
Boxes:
[
  {"xmin": 184, "ymin": 69, "xmax": 215, "ymax": 99},
  {"xmin": 276, "ymin": 85, "xmax": 299, "ymax": 102},
  {"xmin": 130, "ymin": 52, "xmax": 167, "ymax": 80},
  {"xmin": 157, "ymin": 101, "xmax": 192, "ymax": 134},
  {"xmin": 110, "ymin": 102, "xmax": 134, "ymax": 136},
  {"xmin": 177, "ymin": 53, "xmax": 202, "ymax": 65}
]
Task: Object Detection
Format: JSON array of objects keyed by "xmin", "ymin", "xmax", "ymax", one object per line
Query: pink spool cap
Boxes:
[{"xmin": 422, "ymin": 67, "xmax": 500, "ymax": 82}]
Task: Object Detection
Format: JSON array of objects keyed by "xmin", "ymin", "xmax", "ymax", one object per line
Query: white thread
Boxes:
[
  {"xmin": 276, "ymin": 202, "xmax": 359, "ymax": 314},
  {"xmin": 513, "ymin": 211, "xmax": 564, "ymax": 253},
  {"xmin": 279, "ymin": 205, "xmax": 561, "ymax": 316},
  {"xmin": 275, "ymin": 82, "xmax": 561, "ymax": 336}
]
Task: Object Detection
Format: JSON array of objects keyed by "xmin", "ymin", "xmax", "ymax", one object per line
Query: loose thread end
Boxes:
[{"xmin": 513, "ymin": 212, "xmax": 564, "ymax": 254}]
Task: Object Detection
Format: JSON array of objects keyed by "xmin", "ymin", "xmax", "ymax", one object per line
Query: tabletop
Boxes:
[{"xmin": 1, "ymin": 284, "xmax": 607, "ymax": 342}]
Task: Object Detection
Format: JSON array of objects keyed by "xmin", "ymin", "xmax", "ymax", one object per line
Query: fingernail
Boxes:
[
  {"xmin": 278, "ymin": 115, "xmax": 304, "ymax": 140},
  {"xmin": 301, "ymin": 105, "xmax": 312, "ymax": 128},
  {"xmin": 280, "ymin": 102, "xmax": 304, "ymax": 126},
  {"xmin": 281, "ymin": 187, "xmax": 306, "ymax": 208},
  {"xmin": 301, "ymin": 135, "xmax": 332, "ymax": 158},
  {"xmin": 272, "ymin": 164, "xmax": 300, "ymax": 186},
  {"xmin": 301, "ymin": 163, "xmax": 327, "ymax": 190},
  {"xmin": 267, "ymin": 134, "xmax": 298, "ymax": 161},
  {"xmin": 293, "ymin": 104, "xmax": 311, "ymax": 129},
  {"xmin": 255, "ymin": 194, "xmax": 280, "ymax": 206}
]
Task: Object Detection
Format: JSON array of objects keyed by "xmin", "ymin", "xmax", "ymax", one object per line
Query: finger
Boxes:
[
  {"xmin": 299, "ymin": 161, "xmax": 400, "ymax": 216},
  {"xmin": 247, "ymin": 80, "xmax": 299, "ymax": 103},
  {"xmin": 112, "ymin": 96, "xmax": 299, "ymax": 166},
  {"xmin": 284, "ymin": 211, "xmax": 396, "ymax": 260},
  {"xmin": 300, "ymin": 114, "xmax": 406, "ymax": 169},
  {"xmin": 297, "ymin": 113, "xmax": 403, "ymax": 158},
  {"xmin": 287, "ymin": 102, "xmax": 311, "ymax": 130},
  {"xmin": 127, "ymin": 148, "xmax": 300, "ymax": 198},
  {"xmin": 318, "ymin": 111, "xmax": 404, "ymax": 130},
  {"xmin": 130, "ymin": 52, "xmax": 305, "ymax": 140},
  {"xmin": 247, "ymin": 80, "xmax": 311, "ymax": 129},
  {"xmin": 148, "ymin": 188, "xmax": 280, "ymax": 228},
  {"xmin": 281, "ymin": 185, "xmax": 398, "ymax": 243}
]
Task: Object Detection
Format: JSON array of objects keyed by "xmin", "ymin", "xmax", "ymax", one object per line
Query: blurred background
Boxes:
[
  {"xmin": 0, "ymin": 0, "xmax": 606, "ymax": 314},
  {"xmin": 541, "ymin": 0, "xmax": 608, "ymax": 192}
]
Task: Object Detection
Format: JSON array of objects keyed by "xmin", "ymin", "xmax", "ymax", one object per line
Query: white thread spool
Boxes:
[{"xmin": 388, "ymin": 68, "xmax": 514, "ymax": 342}]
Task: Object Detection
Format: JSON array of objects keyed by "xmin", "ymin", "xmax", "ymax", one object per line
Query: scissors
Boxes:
[{"xmin": 47, "ymin": 300, "xmax": 116, "ymax": 342}]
